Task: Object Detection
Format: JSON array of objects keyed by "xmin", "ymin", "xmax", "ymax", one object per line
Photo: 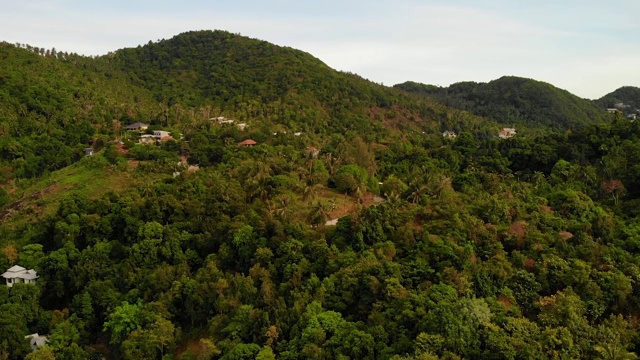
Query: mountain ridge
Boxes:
[{"xmin": 394, "ymin": 75, "xmax": 611, "ymax": 130}]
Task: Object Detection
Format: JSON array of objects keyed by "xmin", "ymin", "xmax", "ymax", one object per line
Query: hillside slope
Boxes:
[{"xmin": 395, "ymin": 76, "xmax": 609, "ymax": 129}]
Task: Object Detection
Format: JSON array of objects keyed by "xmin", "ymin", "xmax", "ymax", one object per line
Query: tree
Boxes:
[{"xmin": 103, "ymin": 301, "xmax": 143, "ymax": 345}]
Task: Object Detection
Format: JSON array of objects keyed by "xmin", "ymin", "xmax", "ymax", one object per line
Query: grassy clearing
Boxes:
[{"xmin": 0, "ymin": 155, "xmax": 162, "ymax": 237}]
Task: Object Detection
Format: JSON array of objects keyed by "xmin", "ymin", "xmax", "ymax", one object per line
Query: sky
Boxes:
[{"xmin": 2, "ymin": 0, "xmax": 639, "ymax": 99}]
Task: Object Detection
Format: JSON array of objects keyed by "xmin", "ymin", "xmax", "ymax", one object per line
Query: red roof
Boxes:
[
  {"xmin": 160, "ymin": 136, "xmax": 174, "ymax": 142},
  {"xmin": 239, "ymin": 139, "xmax": 257, "ymax": 146}
]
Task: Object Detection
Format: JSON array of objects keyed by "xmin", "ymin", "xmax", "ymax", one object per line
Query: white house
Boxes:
[
  {"xmin": 139, "ymin": 134, "xmax": 156, "ymax": 144},
  {"xmin": 25, "ymin": 333, "xmax": 48, "ymax": 351},
  {"xmin": 1, "ymin": 265, "xmax": 38, "ymax": 287},
  {"xmin": 153, "ymin": 130, "xmax": 171, "ymax": 139},
  {"xmin": 442, "ymin": 130, "xmax": 457, "ymax": 138}
]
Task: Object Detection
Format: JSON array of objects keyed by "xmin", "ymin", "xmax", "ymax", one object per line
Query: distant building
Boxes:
[
  {"xmin": 499, "ymin": 128, "xmax": 517, "ymax": 139},
  {"xmin": 628, "ymin": 114, "xmax": 637, "ymax": 120},
  {"xmin": 237, "ymin": 123, "xmax": 248, "ymax": 131},
  {"xmin": 442, "ymin": 130, "xmax": 457, "ymax": 138},
  {"xmin": 2, "ymin": 265, "xmax": 38, "ymax": 287},
  {"xmin": 153, "ymin": 130, "xmax": 170, "ymax": 139},
  {"xmin": 139, "ymin": 134, "xmax": 156, "ymax": 144},
  {"xmin": 124, "ymin": 122, "xmax": 149, "ymax": 131},
  {"xmin": 25, "ymin": 333, "xmax": 48, "ymax": 351},
  {"xmin": 84, "ymin": 148, "xmax": 94, "ymax": 156},
  {"xmin": 239, "ymin": 139, "xmax": 257, "ymax": 147},
  {"xmin": 607, "ymin": 108, "xmax": 621, "ymax": 114}
]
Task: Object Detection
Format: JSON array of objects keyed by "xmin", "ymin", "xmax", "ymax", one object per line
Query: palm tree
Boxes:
[
  {"xmin": 302, "ymin": 183, "xmax": 322, "ymax": 203},
  {"xmin": 594, "ymin": 343, "xmax": 638, "ymax": 360},
  {"xmin": 308, "ymin": 201, "xmax": 330, "ymax": 227}
]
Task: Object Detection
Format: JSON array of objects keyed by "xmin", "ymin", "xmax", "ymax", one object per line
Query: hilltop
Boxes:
[
  {"xmin": 394, "ymin": 76, "xmax": 610, "ymax": 130},
  {"xmin": 595, "ymin": 86, "xmax": 640, "ymax": 113}
]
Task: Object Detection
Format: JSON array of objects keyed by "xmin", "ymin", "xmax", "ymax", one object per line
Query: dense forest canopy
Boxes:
[{"xmin": 1, "ymin": 30, "xmax": 640, "ymax": 359}]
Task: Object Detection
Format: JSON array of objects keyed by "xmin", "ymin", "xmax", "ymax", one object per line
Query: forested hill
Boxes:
[
  {"xmin": 0, "ymin": 41, "xmax": 160, "ymax": 179},
  {"xmin": 100, "ymin": 30, "xmax": 491, "ymax": 136},
  {"xmin": 0, "ymin": 31, "xmax": 494, "ymax": 184},
  {"xmin": 6, "ymin": 30, "xmax": 640, "ymax": 360},
  {"xmin": 596, "ymin": 86, "xmax": 640, "ymax": 111},
  {"xmin": 394, "ymin": 76, "xmax": 610, "ymax": 130}
]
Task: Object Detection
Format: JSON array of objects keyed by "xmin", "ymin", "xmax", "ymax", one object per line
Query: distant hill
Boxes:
[
  {"xmin": 101, "ymin": 30, "xmax": 493, "ymax": 136},
  {"xmin": 394, "ymin": 76, "xmax": 609, "ymax": 130},
  {"xmin": 0, "ymin": 31, "xmax": 496, "ymax": 183},
  {"xmin": 595, "ymin": 86, "xmax": 640, "ymax": 112}
]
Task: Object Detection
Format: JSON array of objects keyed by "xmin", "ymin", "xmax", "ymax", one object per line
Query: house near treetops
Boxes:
[{"xmin": 1, "ymin": 265, "xmax": 38, "ymax": 287}]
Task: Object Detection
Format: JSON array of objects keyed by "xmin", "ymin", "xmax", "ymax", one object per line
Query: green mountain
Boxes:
[
  {"xmin": 0, "ymin": 31, "xmax": 497, "ymax": 184},
  {"xmin": 102, "ymin": 30, "xmax": 495, "ymax": 136},
  {"xmin": 4, "ymin": 30, "xmax": 640, "ymax": 360},
  {"xmin": 596, "ymin": 86, "xmax": 640, "ymax": 112},
  {"xmin": 394, "ymin": 76, "xmax": 610, "ymax": 130}
]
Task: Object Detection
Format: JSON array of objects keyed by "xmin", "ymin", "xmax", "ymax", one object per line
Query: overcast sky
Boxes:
[{"xmin": 2, "ymin": 0, "xmax": 638, "ymax": 99}]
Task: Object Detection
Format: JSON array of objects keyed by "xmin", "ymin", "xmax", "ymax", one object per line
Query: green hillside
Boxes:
[
  {"xmin": 395, "ymin": 76, "xmax": 610, "ymax": 130},
  {"xmin": 5, "ymin": 31, "xmax": 640, "ymax": 360},
  {"xmin": 103, "ymin": 30, "xmax": 495, "ymax": 137}
]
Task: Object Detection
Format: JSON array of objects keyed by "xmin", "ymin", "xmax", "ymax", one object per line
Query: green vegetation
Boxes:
[
  {"xmin": 2, "ymin": 29, "xmax": 640, "ymax": 359},
  {"xmin": 395, "ymin": 76, "xmax": 610, "ymax": 130},
  {"xmin": 596, "ymin": 86, "xmax": 640, "ymax": 115}
]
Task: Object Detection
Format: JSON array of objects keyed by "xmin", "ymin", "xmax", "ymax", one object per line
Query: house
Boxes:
[
  {"xmin": 139, "ymin": 134, "xmax": 156, "ymax": 144},
  {"xmin": 239, "ymin": 139, "xmax": 257, "ymax": 147},
  {"xmin": 499, "ymin": 128, "xmax": 517, "ymax": 139},
  {"xmin": 442, "ymin": 131, "xmax": 457, "ymax": 138},
  {"xmin": 124, "ymin": 122, "xmax": 149, "ymax": 131},
  {"xmin": 153, "ymin": 130, "xmax": 171, "ymax": 139},
  {"xmin": 25, "ymin": 333, "xmax": 48, "ymax": 351},
  {"xmin": 84, "ymin": 148, "xmax": 94, "ymax": 156},
  {"xmin": 2, "ymin": 265, "xmax": 38, "ymax": 287},
  {"xmin": 159, "ymin": 136, "xmax": 174, "ymax": 143},
  {"xmin": 213, "ymin": 117, "xmax": 235, "ymax": 125},
  {"xmin": 607, "ymin": 108, "xmax": 621, "ymax": 114},
  {"xmin": 237, "ymin": 123, "xmax": 248, "ymax": 131}
]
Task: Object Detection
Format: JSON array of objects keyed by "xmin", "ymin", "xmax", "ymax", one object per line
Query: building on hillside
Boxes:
[
  {"xmin": 124, "ymin": 122, "xmax": 149, "ymax": 131},
  {"xmin": 84, "ymin": 148, "xmax": 94, "ymax": 156},
  {"xmin": 607, "ymin": 108, "xmax": 621, "ymax": 114},
  {"xmin": 139, "ymin": 134, "xmax": 156, "ymax": 144},
  {"xmin": 237, "ymin": 123, "xmax": 248, "ymax": 131},
  {"xmin": 2, "ymin": 265, "xmax": 38, "ymax": 287},
  {"xmin": 239, "ymin": 139, "xmax": 257, "ymax": 147},
  {"xmin": 442, "ymin": 130, "xmax": 457, "ymax": 138},
  {"xmin": 499, "ymin": 128, "xmax": 517, "ymax": 139},
  {"xmin": 25, "ymin": 333, "xmax": 48, "ymax": 351},
  {"xmin": 153, "ymin": 130, "xmax": 170, "ymax": 139},
  {"xmin": 628, "ymin": 114, "xmax": 637, "ymax": 120}
]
